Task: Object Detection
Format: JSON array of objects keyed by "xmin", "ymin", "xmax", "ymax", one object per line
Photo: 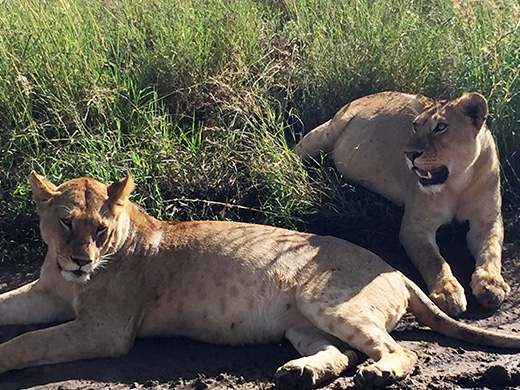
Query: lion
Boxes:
[
  {"xmin": 294, "ymin": 91, "xmax": 510, "ymax": 317},
  {"xmin": 0, "ymin": 172, "xmax": 519, "ymax": 388}
]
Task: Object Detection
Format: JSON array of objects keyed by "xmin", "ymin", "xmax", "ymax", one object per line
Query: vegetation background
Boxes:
[{"xmin": 0, "ymin": 0, "xmax": 519, "ymax": 263}]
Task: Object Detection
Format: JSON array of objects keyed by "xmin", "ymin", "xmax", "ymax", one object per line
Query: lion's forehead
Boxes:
[
  {"xmin": 57, "ymin": 178, "xmax": 107, "ymax": 197},
  {"xmin": 53, "ymin": 183, "xmax": 109, "ymax": 222},
  {"xmin": 416, "ymin": 102, "xmax": 450, "ymax": 124},
  {"xmin": 56, "ymin": 179, "xmax": 107, "ymax": 206},
  {"xmin": 57, "ymin": 204, "xmax": 103, "ymax": 221},
  {"xmin": 415, "ymin": 107, "xmax": 435, "ymax": 125}
]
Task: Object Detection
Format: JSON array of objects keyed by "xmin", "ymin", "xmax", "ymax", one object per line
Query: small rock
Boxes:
[{"xmin": 481, "ymin": 365, "xmax": 511, "ymax": 385}]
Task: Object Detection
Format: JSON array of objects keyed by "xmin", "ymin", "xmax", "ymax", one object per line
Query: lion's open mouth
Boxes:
[{"xmin": 413, "ymin": 166, "xmax": 449, "ymax": 186}]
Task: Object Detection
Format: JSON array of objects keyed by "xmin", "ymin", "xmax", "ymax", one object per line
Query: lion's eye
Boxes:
[
  {"xmin": 96, "ymin": 225, "xmax": 108, "ymax": 236},
  {"xmin": 60, "ymin": 218, "xmax": 72, "ymax": 231},
  {"xmin": 433, "ymin": 122, "xmax": 448, "ymax": 134}
]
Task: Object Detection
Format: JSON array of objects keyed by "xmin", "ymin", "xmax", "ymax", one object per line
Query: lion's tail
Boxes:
[
  {"xmin": 405, "ymin": 277, "xmax": 520, "ymax": 348},
  {"xmin": 293, "ymin": 102, "xmax": 354, "ymax": 160}
]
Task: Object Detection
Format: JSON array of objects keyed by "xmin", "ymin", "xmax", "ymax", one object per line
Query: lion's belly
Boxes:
[{"xmin": 137, "ymin": 280, "xmax": 301, "ymax": 345}]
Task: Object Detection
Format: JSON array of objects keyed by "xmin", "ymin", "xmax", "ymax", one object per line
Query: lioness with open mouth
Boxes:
[
  {"xmin": 0, "ymin": 172, "xmax": 518, "ymax": 388},
  {"xmin": 294, "ymin": 91, "xmax": 509, "ymax": 316}
]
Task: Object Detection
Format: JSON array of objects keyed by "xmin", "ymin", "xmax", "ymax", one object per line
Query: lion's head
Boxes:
[
  {"xmin": 404, "ymin": 92, "xmax": 488, "ymax": 193},
  {"xmin": 30, "ymin": 172, "xmax": 134, "ymax": 283}
]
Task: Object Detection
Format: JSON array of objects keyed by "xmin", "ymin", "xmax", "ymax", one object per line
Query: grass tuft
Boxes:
[{"xmin": 0, "ymin": 0, "xmax": 519, "ymax": 261}]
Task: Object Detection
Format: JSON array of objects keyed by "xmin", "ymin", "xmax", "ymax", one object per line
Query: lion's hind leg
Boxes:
[
  {"xmin": 303, "ymin": 305, "xmax": 418, "ymax": 388},
  {"xmin": 274, "ymin": 321, "xmax": 358, "ymax": 388},
  {"xmin": 349, "ymin": 324, "xmax": 418, "ymax": 388},
  {"xmin": 295, "ymin": 271, "xmax": 417, "ymax": 388}
]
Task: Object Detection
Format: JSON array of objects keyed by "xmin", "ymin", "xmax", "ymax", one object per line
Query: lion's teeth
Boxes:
[{"xmin": 415, "ymin": 169, "xmax": 433, "ymax": 179}]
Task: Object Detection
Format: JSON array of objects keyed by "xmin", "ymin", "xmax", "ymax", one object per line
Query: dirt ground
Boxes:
[{"xmin": 0, "ymin": 227, "xmax": 519, "ymax": 390}]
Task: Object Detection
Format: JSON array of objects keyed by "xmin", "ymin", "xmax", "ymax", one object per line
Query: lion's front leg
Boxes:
[
  {"xmin": 467, "ymin": 217, "xmax": 510, "ymax": 310},
  {"xmin": 0, "ymin": 280, "xmax": 74, "ymax": 326},
  {"xmin": 0, "ymin": 255, "xmax": 74, "ymax": 326},
  {"xmin": 399, "ymin": 214, "xmax": 467, "ymax": 316},
  {"xmin": 0, "ymin": 318, "xmax": 134, "ymax": 374}
]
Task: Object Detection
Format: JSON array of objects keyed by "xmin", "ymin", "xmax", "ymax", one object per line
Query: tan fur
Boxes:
[
  {"xmin": 0, "ymin": 173, "xmax": 518, "ymax": 388},
  {"xmin": 295, "ymin": 91, "xmax": 509, "ymax": 316}
]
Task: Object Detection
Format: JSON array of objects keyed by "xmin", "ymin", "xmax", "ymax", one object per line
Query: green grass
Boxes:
[{"xmin": 0, "ymin": 0, "xmax": 519, "ymax": 262}]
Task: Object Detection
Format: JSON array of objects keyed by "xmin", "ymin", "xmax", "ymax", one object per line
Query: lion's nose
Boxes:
[
  {"xmin": 70, "ymin": 255, "xmax": 92, "ymax": 267},
  {"xmin": 404, "ymin": 150, "xmax": 423, "ymax": 163}
]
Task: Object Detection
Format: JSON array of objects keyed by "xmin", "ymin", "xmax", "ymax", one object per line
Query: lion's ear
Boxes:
[
  {"xmin": 30, "ymin": 171, "xmax": 59, "ymax": 207},
  {"xmin": 455, "ymin": 92, "xmax": 488, "ymax": 130},
  {"xmin": 107, "ymin": 176, "xmax": 134, "ymax": 208}
]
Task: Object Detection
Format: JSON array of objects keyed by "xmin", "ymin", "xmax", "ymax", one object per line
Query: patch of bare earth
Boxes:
[{"xmin": 1, "ymin": 229, "xmax": 519, "ymax": 390}]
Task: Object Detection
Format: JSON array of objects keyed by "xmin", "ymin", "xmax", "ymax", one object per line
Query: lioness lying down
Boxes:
[
  {"xmin": 1, "ymin": 172, "xmax": 519, "ymax": 389},
  {"xmin": 294, "ymin": 91, "xmax": 509, "ymax": 317}
]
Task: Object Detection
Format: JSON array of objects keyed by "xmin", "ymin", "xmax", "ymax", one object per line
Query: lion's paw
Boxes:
[
  {"xmin": 273, "ymin": 362, "xmax": 318, "ymax": 389},
  {"xmin": 354, "ymin": 365, "xmax": 396, "ymax": 389},
  {"xmin": 471, "ymin": 270, "xmax": 510, "ymax": 310},
  {"xmin": 429, "ymin": 278, "xmax": 467, "ymax": 316}
]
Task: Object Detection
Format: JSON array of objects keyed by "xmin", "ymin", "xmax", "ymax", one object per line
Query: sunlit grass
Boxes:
[{"xmin": 0, "ymin": 0, "xmax": 519, "ymax": 261}]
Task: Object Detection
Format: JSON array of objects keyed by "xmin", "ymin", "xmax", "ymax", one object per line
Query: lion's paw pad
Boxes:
[
  {"xmin": 430, "ymin": 281, "xmax": 467, "ymax": 316},
  {"xmin": 473, "ymin": 279, "xmax": 510, "ymax": 310},
  {"xmin": 354, "ymin": 366, "xmax": 395, "ymax": 389},
  {"xmin": 274, "ymin": 364, "xmax": 316, "ymax": 389}
]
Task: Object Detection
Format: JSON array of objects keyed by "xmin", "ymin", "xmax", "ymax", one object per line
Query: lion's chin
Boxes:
[
  {"xmin": 413, "ymin": 166, "xmax": 449, "ymax": 187},
  {"xmin": 57, "ymin": 262, "xmax": 92, "ymax": 283},
  {"xmin": 61, "ymin": 270, "xmax": 91, "ymax": 283}
]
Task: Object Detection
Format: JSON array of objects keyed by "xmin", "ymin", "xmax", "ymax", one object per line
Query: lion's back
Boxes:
[{"xmin": 330, "ymin": 92, "xmax": 423, "ymax": 205}]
